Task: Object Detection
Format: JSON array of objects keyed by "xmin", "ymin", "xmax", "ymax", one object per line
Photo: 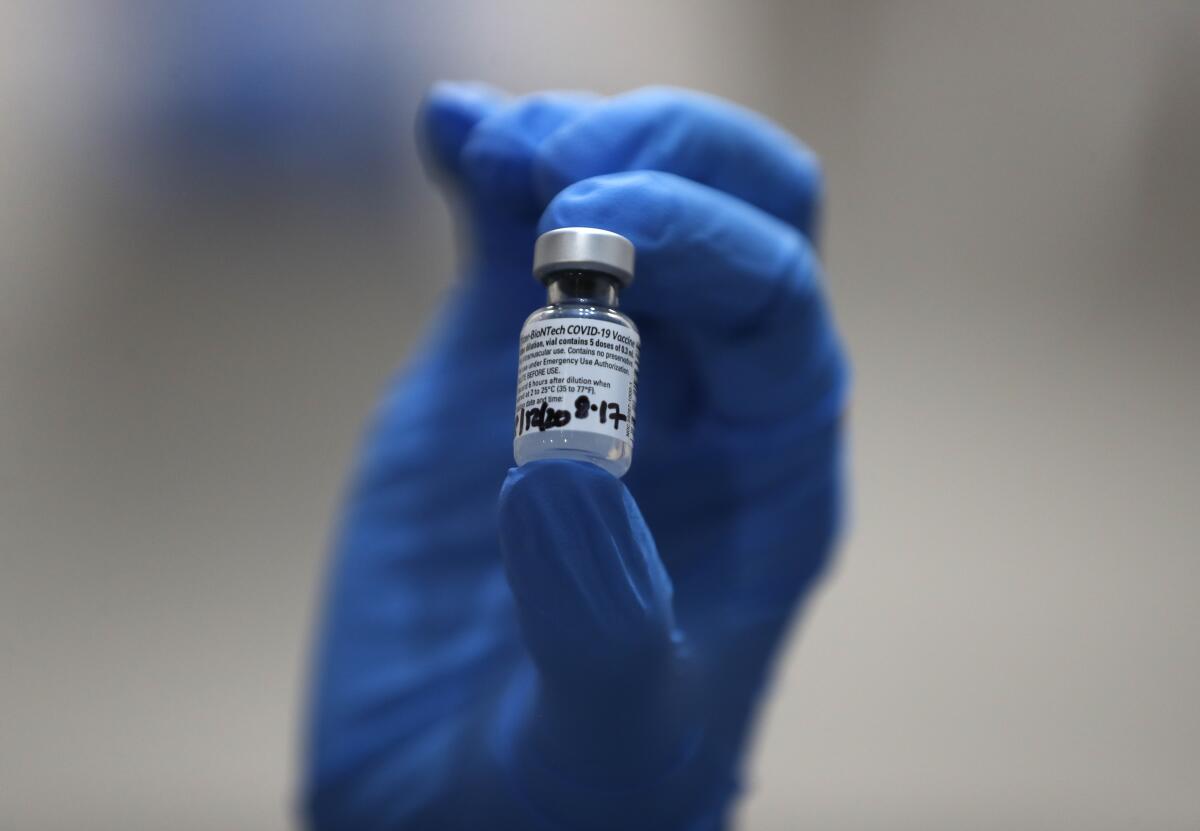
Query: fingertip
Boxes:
[
  {"xmin": 536, "ymin": 84, "xmax": 823, "ymax": 236},
  {"xmin": 539, "ymin": 170, "xmax": 816, "ymax": 335},
  {"xmin": 417, "ymin": 81, "xmax": 509, "ymax": 177},
  {"xmin": 498, "ymin": 460, "xmax": 675, "ymax": 675},
  {"xmin": 532, "ymin": 86, "xmax": 701, "ymax": 199},
  {"xmin": 427, "ymin": 80, "xmax": 509, "ymax": 109},
  {"xmin": 502, "ymin": 457, "xmax": 616, "ymax": 485},
  {"xmin": 501, "ymin": 456, "xmax": 612, "ymax": 496},
  {"xmin": 499, "ymin": 459, "xmax": 623, "ymax": 545},
  {"xmin": 457, "ymin": 92, "xmax": 600, "ymax": 213},
  {"xmin": 537, "ymin": 170, "xmax": 680, "ymax": 247}
]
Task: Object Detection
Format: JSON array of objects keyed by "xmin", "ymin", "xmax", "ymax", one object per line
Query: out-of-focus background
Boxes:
[{"xmin": 2, "ymin": 1, "xmax": 1197, "ymax": 828}]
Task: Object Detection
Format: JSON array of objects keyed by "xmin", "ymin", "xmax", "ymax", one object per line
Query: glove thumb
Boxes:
[{"xmin": 498, "ymin": 460, "xmax": 695, "ymax": 790}]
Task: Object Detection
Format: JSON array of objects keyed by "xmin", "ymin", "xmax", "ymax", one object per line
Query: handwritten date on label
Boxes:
[
  {"xmin": 516, "ymin": 395, "xmax": 628, "ymax": 436},
  {"xmin": 573, "ymin": 395, "xmax": 628, "ymax": 428}
]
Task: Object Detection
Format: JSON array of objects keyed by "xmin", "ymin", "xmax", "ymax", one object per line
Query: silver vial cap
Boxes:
[{"xmin": 533, "ymin": 227, "xmax": 635, "ymax": 287}]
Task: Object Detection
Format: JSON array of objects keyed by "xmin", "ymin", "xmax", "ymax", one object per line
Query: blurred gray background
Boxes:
[{"xmin": 2, "ymin": 1, "xmax": 1197, "ymax": 828}]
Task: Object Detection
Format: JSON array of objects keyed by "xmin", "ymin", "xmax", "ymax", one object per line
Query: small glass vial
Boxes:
[{"xmin": 513, "ymin": 227, "xmax": 640, "ymax": 477}]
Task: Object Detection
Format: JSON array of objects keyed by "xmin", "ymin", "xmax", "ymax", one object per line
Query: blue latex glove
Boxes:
[{"xmin": 305, "ymin": 84, "xmax": 849, "ymax": 830}]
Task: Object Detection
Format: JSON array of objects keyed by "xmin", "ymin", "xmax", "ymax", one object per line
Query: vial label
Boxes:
[{"xmin": 514, "ymin": 318, "xmax": 640, "ymax": 447}]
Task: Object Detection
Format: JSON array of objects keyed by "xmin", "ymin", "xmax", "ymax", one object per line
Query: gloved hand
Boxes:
[{"xmin": 305, "ymin": 83, "xmax": 848, "ymax": 830}]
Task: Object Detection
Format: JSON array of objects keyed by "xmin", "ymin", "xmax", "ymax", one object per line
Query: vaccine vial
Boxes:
[{"xmin": 513, "ymin": 227, "xmax": 640, "ymax": 478}]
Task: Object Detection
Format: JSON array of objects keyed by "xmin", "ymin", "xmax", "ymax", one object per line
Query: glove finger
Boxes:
[
  {"xmin": 540, "ymin": 171, "xmax": 847, "ymax": 425},
  {"xmin": 499, "ymin": 459, "xmax": 677, "ymax": 690},
  {"xmin": 416, "ymin": 81, "xmax": 509, "ymax": 180},
  {"xmin": 459, "ymin": 90, "xmax": 602, "ymax": 217},
  {"xmin": 498, "ymin": 460, "xmax": 695, "ymax": 787},
  {"xmin": 419, "ymin": 87, "xmax": 602, "ymax": 327},
  {"xmin": 535, "ymin": 86, "xmax": 822, "ymax": 239}
]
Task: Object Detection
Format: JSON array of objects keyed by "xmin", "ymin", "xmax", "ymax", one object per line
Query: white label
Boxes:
[{"xmin": 514, "ymin": 317, "xmax": 640, "ymax": 446}]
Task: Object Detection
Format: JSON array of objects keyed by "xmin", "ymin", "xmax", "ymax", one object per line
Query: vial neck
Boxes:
[{"xmin": 544, "ymin": 270, "xmax": 620, "ymax": 308}]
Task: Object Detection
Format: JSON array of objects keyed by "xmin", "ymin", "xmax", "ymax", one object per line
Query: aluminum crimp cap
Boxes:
[{"xmin": 532, "ymin": 227, "xmax": 635, "ymax": 287}]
